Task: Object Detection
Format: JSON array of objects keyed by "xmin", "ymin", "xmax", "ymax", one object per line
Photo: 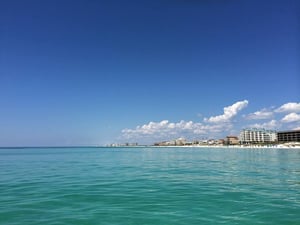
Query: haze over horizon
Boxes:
[{"xmin": 1, "ymin": 0, "xmax": 299, "ymax": 146}]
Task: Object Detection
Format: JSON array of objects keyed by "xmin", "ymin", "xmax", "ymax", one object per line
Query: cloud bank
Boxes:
[
  {"xmin": 122, "ymin": 100, "xmax": 248, "ymax": 142},
  {"xmin": 123, "ymin": 120, "xmax": 226, "ymax": 138},
  {"xmin": 246, "ymin": 102, "xmax": 300, "ymax": 130},
  {"xmin": 121, "ymin": 101, "xmax": 300, "ymax": 143}
]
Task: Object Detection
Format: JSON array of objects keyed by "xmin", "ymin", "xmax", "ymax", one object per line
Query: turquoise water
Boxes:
[{"xmin": 0, "ymin": 147, "xmax": 299, "ymax": 225}]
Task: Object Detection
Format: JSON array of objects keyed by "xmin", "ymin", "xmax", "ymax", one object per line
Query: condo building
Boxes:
[
  {"xmin": 277, "ymin": 130, "xmax": 300, "ymax": 143},
  {"xmin": 240, "ymin": 128, "xmax": 277, "ymax": 144}
]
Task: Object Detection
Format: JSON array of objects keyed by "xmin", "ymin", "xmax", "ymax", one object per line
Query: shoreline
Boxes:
[
  {"xmin": 1, "ymin": 145, "xmax": 299, "ymax": 150},
  {"xmin": 144, "ymin": 144, "xmax": 300, "ymax": 149}
]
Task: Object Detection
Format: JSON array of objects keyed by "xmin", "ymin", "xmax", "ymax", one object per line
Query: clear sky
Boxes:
[{"xmin": 1, "ymin": 0, "xmax": 299, "ymax": 146}]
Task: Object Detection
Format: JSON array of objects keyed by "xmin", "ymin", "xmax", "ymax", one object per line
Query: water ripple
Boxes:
[{"xmin": 0, "ymin": 147, "xmax": 300, "ymax": 224}]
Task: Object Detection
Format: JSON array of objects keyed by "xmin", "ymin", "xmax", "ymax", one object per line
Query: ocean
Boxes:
[{"xmin": 0, "ymin": 147, "xmax": 299, "ymax": 225}]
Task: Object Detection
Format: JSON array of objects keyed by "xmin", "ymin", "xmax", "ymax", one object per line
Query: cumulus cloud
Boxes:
[
  {"xmin": 245, "ymin": 108, "xmax": 273, "ymax": 120},
  {"xmin": 281, "ymin": 113, "xmax": 300, "ymax": 123},
  {"xmin": 248, "ymin": 120, "xmax": 278, "ymax": 130},
  {"xmin": 120, "ymin": 101, "xmax": 300, "ymax": 144},
  {"xmin": 121, "ymin": 100, "xmax": 249, "ymax": 142},
  {"xmin": 204, "ymin": 100, "xmax": 248, "ymax": 123},
  {"xmin": 122, "ymin": 119, "xmax": 232, "ymax": 141},
  {"xmin": 275, "ymin": 102, "xmax": 300, "ymax": 113},
  {"xmin": 122, "ymin": 120, "xmax": 196, "ymax": 139}
]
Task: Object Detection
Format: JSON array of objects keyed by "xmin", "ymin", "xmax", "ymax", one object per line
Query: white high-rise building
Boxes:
[{"xmin": 240, "ymin": 128, "xmax": 277, "ymax": 144}]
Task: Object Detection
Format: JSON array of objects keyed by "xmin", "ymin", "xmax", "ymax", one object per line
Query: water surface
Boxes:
[{"xmin": 0, "ymin": 147, "xmax": 299, "ymax": 224}]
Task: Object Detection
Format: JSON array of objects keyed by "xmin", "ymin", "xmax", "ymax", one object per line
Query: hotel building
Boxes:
[
  {"xmin": 277, "ymin": 130, "xmax": 300, "ymax": 143},
  {"xmin": 239, "ymin": 128, "xmax": 277, "ymax": 144}
]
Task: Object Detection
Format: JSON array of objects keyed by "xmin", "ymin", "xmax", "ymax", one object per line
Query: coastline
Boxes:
[{"xmin": 144, "ymin": 144, "xmax": 300, "ymax": 149}]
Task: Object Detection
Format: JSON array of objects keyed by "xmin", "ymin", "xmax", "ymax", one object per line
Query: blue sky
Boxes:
[{"xmin": 0, "ymin": 0, "xmax": 299, "ymax": 146}]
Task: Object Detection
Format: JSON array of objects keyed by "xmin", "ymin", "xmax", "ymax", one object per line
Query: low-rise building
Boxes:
[
  {"xmin": 218, "ymin": 139, "xmax": 225, "ymax": 145},
  {"xmin": 226, "ymin": 136, "xmax": 239, "ymax": 145}
]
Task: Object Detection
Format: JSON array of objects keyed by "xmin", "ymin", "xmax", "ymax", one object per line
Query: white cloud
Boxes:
[
  {"xmin": 204, "ymin": 100, "xmax": 248, "ymax": 123},
  {"xmin": 281, "ymin": 113, "xmax": 300, "ymax": 123},
  {"xmin": 245, "ymin": 108, "xmax": 273, "ymax": 120},
  {"xmin": 122, "ymin": 100, "xmax": 249, "ymax": 143},
  {"xmin": 275, "ymin": 102, "xmax": 300, "ymax": 113},
  {"xmin": 120, "ymin": 101, "xmax": 300, "ymax": 144},
  {"xmin": 122, "ymin": 120, "xmax": 197, "ymax": 139},
  {"xmin": 122, "ymin": 119, "xmax": 232, "ymax": 141},
  {"xmin": 248, "ymin": 120, "xmax": 278, "ymax": 130}
]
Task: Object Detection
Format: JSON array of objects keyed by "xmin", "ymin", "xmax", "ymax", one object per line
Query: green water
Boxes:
[{"xmin": 0, "ymin": 147, "xmax": 299, "ymax": 224}]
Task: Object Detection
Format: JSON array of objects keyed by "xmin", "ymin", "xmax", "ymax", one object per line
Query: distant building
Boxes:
[
  {"xmin": 226, "ymin": 136, "xmax": 239, "ymax": 145},
  {"xmin": 154, "ymin": 141, "xmax": 169, "ymax": 146},
  {"xmin": 239, "ymin": 128, "xmax": 277, "ymax": 144},
  {"xmin": 277, "ymin": 130, "xmax": 300, "ymax": 143},
  {"xmin": 154, "ymin": 138, "xmax": 187, "ymax": 146},
  {"xmin": 218, "ymin": 139, "xmax": 225, "ymax": 145},
  {"xmin": 174, "ymin": 138, "xmax": 186, "ymax": 146}
]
